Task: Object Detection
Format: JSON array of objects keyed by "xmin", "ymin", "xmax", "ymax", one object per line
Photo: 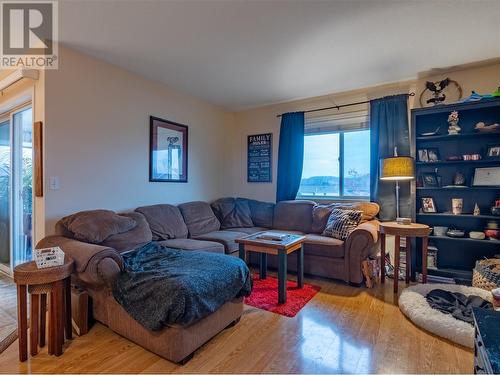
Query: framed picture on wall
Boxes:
[{"xmin": 150, "ymin": 116, "xmax": 188, "ymax": 182}]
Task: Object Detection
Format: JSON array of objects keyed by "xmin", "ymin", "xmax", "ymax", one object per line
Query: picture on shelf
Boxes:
[
  {"xmin": 473, "ymin": 166, "xmax": 500, "ymax": 187},
  {"xmin": 421, "ymin": 172, "xmax": 439, "ymax": 187},
  {"xmin": 417, "ymin": 148, "xmax": 440, "ymax": 162},
  {"xmin": 418, "ymin": 149, "xmax": 428, "ymax": 162},
  {"xmin": 485, "ymin": 144, "xmax": 500, "ymax": 159},
  {"xmin": 427, "ymin": 148, "xmax": 440, "ymax": 162},
  {"xmin": 421, "ymin": 197, "xmax": 437, "ymax": 213}
]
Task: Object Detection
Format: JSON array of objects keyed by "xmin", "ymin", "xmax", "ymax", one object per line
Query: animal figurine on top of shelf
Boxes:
[{"xmin": 448, "ymin": 111, "xmax": 461, "ymax": 135}]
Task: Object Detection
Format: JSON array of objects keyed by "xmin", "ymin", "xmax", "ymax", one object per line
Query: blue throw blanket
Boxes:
[{"xmin": 112, "ymin": 243, "xmax": 252, "ymax": 330}]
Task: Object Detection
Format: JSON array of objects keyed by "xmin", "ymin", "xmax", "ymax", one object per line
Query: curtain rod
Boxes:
[{"xmin": 276, "ymin": 92, "xmax": 415, "ymax": 118}]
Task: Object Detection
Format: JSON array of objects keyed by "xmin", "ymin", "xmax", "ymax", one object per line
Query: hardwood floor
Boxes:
[
  {"xmin": 0, "ymin": 272, "xmax": 18, "ymax": 354},
  {"xmin": 0, "ymin": 275, "xmax": 472, "ymax": 374}
]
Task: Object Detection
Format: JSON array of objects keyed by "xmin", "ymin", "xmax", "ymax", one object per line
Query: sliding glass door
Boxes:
[
  {"xmin": 0, "ymin": 106, "xmax": 33, "ymax": 274},
  {"xmin": 0, "ymin": 120, "xmax": 10, "ymax": 271}
]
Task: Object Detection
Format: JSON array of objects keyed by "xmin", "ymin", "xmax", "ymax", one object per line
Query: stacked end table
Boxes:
[{"xmin": 13, "ymin": 258, "xmax": 74, "ymax": 361}]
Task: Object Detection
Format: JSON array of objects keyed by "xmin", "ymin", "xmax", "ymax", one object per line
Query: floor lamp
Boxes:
[{"xmin": 380, "ymin": 153, "xmax": 414, "ymax": 224}]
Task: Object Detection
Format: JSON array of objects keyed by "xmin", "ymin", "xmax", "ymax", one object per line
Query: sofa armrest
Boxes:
[
  {"xmin": 36, "ymin": 235, "xmax": 123, "ymax": 287},
  {"xmin": 344, "ymin": 220, "xmax": 380, "ymax": 284}
]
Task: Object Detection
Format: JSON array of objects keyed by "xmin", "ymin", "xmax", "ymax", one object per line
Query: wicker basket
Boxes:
[{"xmin": 472, "ymin": 258, "xmax": 500, "ymax": 291}]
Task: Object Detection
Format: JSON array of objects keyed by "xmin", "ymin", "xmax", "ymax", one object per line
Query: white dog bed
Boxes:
[{"xmin": 399, "ymin": 284, "xmax": 492, "ymax": 348}]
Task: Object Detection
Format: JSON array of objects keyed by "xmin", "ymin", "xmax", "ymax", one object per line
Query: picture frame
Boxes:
[
  {"xmin": 427, "ymin": 148, "xmax": 440, "ymax": 162},
  {"xmin": 485, "ymin": 144, "xmax": 500, "ymax": 160},
  {"xmin": 149, "ymin": 116, "xmax": 188, "ymax": 182},
  {"xmin": 421, "ymin": 172, "xmax": 439, "ymax": 187},
  {"xmin": 417, "ymin": 148, "xmax": 440, "ymax": 162},
  {"xmin": 247, "ymin": 133, "xmax": 272, "ymax": 182},
  {"xmin": 421, "ymin": 197, "xmax": 437, "ymax": 213},
  {"xmin": 417, "ymin": 149, "xmax": 428, "ymax": 162},
  {"xmin": 472, "ymin": 166, "xmax": 500, "ymax": 187}
]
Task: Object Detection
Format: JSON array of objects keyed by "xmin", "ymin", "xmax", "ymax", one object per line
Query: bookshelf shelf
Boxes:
[
  {"xmin": 411, "ymin": 98, "xmax": 500, "ymax": 284},
  {"xmin": 417, "ymin": 213, "xmax": 499, "ymax": 219}
]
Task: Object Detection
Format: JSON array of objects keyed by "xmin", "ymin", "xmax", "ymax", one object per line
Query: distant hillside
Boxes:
[{"xmin": 299, "ymin": 174, "xmax": 370, "ymax": 196}]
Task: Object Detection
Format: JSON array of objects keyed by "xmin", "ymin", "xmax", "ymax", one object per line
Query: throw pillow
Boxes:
[
  {"xmin": 322, "ymin": 208, "xmax": 362, "ymax": 240},
  {"xmin": 61, "ymin": 209, "xmax": 137, "ymax": 244}
]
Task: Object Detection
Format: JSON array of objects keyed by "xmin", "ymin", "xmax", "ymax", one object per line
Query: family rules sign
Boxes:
[{"xmin": 247, "ymin": 133, "xmax": 272, "ymax": 182}]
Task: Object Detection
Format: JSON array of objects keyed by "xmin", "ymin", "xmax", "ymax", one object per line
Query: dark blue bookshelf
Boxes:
[{"xmin": 411, "ymin": 98, "xmax": 500, "ymax": 283}]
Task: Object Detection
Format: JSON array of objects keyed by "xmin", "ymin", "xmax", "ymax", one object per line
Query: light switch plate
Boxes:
[{"xmin": 49, "ymin": 176, "xmax": 60, "ymax": 190}]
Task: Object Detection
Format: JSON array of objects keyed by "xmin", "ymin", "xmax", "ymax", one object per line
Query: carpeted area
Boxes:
[
  {"xmin": 244, "ymin": 275, "xmax": 320, "ymax": 317},
  {"xmin": 399, "ymin": 283, "xmax": 492, "ymax": 348},
  {"xmin": 0, "ymin": 272, "xmax": 17, "ymax": 354}
]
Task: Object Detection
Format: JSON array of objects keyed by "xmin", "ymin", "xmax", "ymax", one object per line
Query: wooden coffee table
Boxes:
[{"xmin": 236, "ymin": 232, "xmax": 305, "ymax": 304}]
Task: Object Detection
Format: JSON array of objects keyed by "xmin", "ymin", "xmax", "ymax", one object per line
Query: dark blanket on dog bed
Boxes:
[
  {"xmin": 426, "ymin": 289, "xmax": 492, "ymax": 324},
  {"xmin": 112, "ymin": 242, "xmax": 252, "ymax": 330}
]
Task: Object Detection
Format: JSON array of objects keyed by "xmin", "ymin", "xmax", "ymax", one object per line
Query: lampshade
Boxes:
[{"xmin": 380, "ymin": 156, "xmax": 414, "ymax": 181}]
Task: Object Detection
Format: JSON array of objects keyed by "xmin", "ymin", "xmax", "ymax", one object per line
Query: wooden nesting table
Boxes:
[
  {"xmin": 379, "ymin": 222, "xmax": 430, "ymax": 293},
  {"xmin": 13, "ymin": 258, "xmax": 74, "ymax": 361},
  {"xmin": 236, "ymin": 232, "xmax": 305, "ymax": 304}
]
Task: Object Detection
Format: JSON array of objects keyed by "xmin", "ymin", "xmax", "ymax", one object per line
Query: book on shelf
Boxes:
[{"xmin": 416, "ymin": 272, "xmax": 455, "ymax": 284}]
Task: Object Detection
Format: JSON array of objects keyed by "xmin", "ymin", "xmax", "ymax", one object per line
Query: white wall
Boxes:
[{"xmin": 44, "ymin": 47, "xmax": 234, "ymax": 233}]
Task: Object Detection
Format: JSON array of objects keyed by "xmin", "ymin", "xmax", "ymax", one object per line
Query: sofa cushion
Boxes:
[
  {"xmin": 102, "ymin": 212, "xmax": 152, "ymax": 252},
  {"xmin": 304, "ymin": 234, "xmax": 345, "ymax": 258},
  {"xmin": 265, "ymin": 229, "xmax": 305, "ymax": 236},
  {"xmin": 224, "ymin": 227, "xmax": 267, "ymax": 235},
  {"xmin": 322, "ymin": 208, "xmax": 362, "ymax": 240},
  {"xmin": 311, "ymin": 204, "xmax": 336, "ymax": 234},
  {"xmin": 135, "ymin": 204, "xmax": 188, "ymax": 240},
  {"xmin": 211, "ymin": 198, "xmax": 253, "ymax": 229},
  {"xmin": 178, "ymin": 201, "xmax": 220, "ymax": 237},
  {"xmin": 60, "ymin": 209, "xmax": 137, "ymax": 244},
  {"xmin": 193, "ymin": 230, "xmax": 246, "ymax": 254},
  {"xmin": 157, "ymin": 238, "xmax": 224, "ymax": 254},
  {"xmin": 241, "ymin": 198, "xmax": 274, "ymax": 228},
  {"xmin": 273, "ymin": 200, "xmax": 315, "ymax": 233}
]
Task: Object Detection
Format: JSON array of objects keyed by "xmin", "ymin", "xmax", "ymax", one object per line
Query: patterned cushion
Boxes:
[{"xmin": 322, "ymin": 208, "xmax": 362, "ymax": 240}]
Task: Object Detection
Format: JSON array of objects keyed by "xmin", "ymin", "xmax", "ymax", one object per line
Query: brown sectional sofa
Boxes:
[{"xmin": 36, "ymin": 197, "xmax": 379, "ymax": 364}]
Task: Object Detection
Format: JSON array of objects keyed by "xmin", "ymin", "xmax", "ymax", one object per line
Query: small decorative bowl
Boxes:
[
  {"xmin": 447, "ymin": 229, "xmax": 465, "ymax": 238},
  {"xmin": 484, "ymin": 229, "xmax": 500, "ymax": 240},
  {"xmin": 434, "ymin": 226, "xmax": 448, "ymax": 236}
]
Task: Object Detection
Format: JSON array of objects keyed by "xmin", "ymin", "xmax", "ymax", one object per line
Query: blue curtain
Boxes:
[
  {"xmin": 276, "ymin": 112, "xmax": 305, "ymax": 202},
  {"xmin": 369, "ymin": 94, "xmax": 410, "ymax": 220}
]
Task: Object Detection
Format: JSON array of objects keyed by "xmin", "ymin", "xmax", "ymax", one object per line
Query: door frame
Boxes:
[{"xmin": 0, "ymin": 96, "xmax": 33, "ymax": 275}]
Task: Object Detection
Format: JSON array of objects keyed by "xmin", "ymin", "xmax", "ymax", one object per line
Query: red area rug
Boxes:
[{"xmin": 244, "ymin": 275, "xmax": 320, "ymax": 317}]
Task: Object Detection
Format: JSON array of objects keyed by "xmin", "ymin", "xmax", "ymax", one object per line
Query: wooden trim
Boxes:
[{"xmin": 34, "ymin": 121, "xmax": 43, "ymax": 197}]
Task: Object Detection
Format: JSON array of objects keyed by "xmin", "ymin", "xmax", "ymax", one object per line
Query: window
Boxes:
[{"xmin": 297, "ymin": 124, "xmax": 370, "ymax": 199}]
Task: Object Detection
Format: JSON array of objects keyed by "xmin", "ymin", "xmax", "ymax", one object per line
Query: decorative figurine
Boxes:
[
  {"xmin": 474, "ymin": 121, "xmax": 500, "ymax": 133},
  {"xmin": 435, "ymin": 168, "xmax": 442, "ymax": 187},
  {"xmin": 419, "ymin": 78, "xmax": 463, "ymax": 107},
  {"xmin": 453, "ymin": 171, "xmax": 466, "ymax": 186},
  {"xmin": 448, "ymin": 111, "xmax": 461, "ymax": 135},
  {"xmin": 491, "ymin": 198, "xmax": 500, "ymax": 216},
  {"xmin": 473, "ymin": 203, "xmax": 481, "ymax": 216}
]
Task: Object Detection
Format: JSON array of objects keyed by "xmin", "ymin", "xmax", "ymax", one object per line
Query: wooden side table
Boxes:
[
  {"xmin": 236, "ymin": 233, "xmax": 305, "ymax": 304},
  {"xmin": 13, "ymin": 258, "xmax": 74, "ymax": 362},
  {"xmin": 379, "ymin": 222, "xmax": 430, "ymax": 293}
]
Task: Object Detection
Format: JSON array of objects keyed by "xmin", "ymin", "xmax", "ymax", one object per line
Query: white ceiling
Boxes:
[{"xmin": 59, "ymin": 0, "xmax": 500, "ymax": 110}]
